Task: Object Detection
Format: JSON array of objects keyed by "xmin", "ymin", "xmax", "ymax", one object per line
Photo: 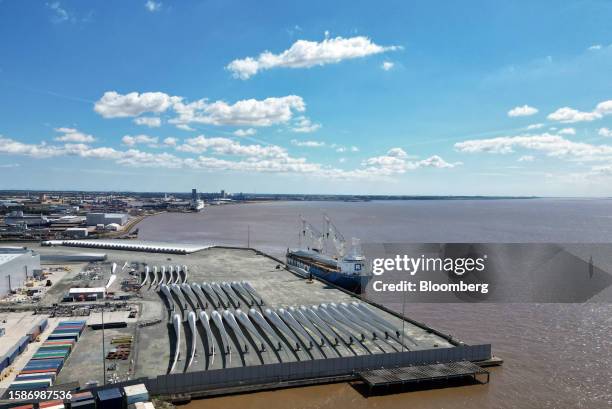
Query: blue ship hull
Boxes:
[
  {"xmin": 286, "ymin": 251, "xmax": 368, "ymax": 293},
  {"xmin": 309, "ymin": 265, "xmax": 366, "ymax": 293}
]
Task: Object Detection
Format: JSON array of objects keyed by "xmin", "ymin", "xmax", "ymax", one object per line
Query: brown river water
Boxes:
[{"xmin": 137, "ymin": 199, "xmax": 612, "ymax": 409}]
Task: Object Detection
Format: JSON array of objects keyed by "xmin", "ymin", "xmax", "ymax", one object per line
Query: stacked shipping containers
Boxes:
[
  {"xmin": 69, "ymin": 391, "xmax": 97, "ymax": 409},
  {"xmin": 8, "ymin": 320, "xmax": 86, "ymax": 391},
  {"xmin": 25, "ymin": 318, "xmax": 48, "ymax": 342},
  {"xmin": 0, "ymin": 319, "xmax": 47, "ymax": 376}
]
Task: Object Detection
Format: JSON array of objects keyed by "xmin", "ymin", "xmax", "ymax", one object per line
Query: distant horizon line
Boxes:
[{"xmin": 1, "ymin": 189, "xmax": 611, "ymax": 200}]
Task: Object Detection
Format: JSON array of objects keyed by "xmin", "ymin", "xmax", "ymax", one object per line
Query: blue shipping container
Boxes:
[
  {"xmin": 0, "ymin": 356, "xmax": 8, "ymax": 372},
  {"xmin": 18, "ymin": 336, "xmax": 30, "ymax": 353},
  {"xmin": 8, "ymin": 344, "xmax": 20, "ymax": 364}
]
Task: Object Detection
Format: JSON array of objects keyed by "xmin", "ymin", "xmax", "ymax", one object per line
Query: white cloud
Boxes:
[
  {"xmin": 350, "ymin": 146, "xmax": 359, "ymax": 152},
  {"xmin": 0, "ymin": 136, "xmax": 67, "ymax": 158},
  {"xmin": 518, "ymin": 155, "xmax": 535, "ymax": 162},
  {"xmin": 145, "ymin": 1, "xmax": 162, "ymax": 12},
  {"xmin": 291, "ymin": 116, "xmax": 321, "ymax": 133},
  {"xmin": 291, "ymin": 139, "xmax": 326, "ymax": 147},
  {"xmin": 134, "ymin": 117, "xmax": 162, "ymax": 128},
  {"xmin": 122, "ymin": 134, "xmax": 159, "ymax": 147},
  {"xmin": 526, "ymin": 123, "xmax": 544, "ymax": 130},
  {"xmin": 0, "ymin": 131, "xmax": 454, "ymax": 180},
  {"xmin": 381, "ymin": 61, "xmax": 395, "ymax": 71},
  {"xmin": 53, "ymin": 127, "xmax": 96, "ymax": 143},
  {"xmin": 455, "ymin": 132, "xmax": 612, "ymax": 162},
  {"xmin": 172, "ymin": 95, "xmax": 305, "ymax": 127},
  {"xmin": 163, "ymin": 137, "xmax": 178, "ymax": 146},
  {"xmin": 95, "ymin": 91, "xmax": 307, "ymax": 128},
  {"xmin": 94, "ymin": 91, "xmax": 181, "ymax": 118},
  {"xmin": 233, "ymin": 128, "xmax": 257, "ymax": 137},
  {"xmin": 227, "ymin": 36, "xmax": 401, "ymax": 79},
  {"xmin": 46, "ymin": 2, "xmax": 74, "ymax": 24},
  {"xmin": 599, "ymin": 128, "xmax": 612, "ymax": 137},
  {"xmin": 547, "ymin": 107, "xmax": 601, "ymax": 123},
  {"xmin": 588, "ymin": 44, "xmax": 602, "ymax": 51},
  {"xmin": 597, "ymin": 100, "xmax": 612, "ymax": 116},
  {"xmin": 590, "ymin": 164, "xmax": 612, "ymax": 176},
  {"xmin": 177, "ymin": 135, "xmax": 287, "ymax": 158},
  {"xmin": 0, "ymin": 163, "xmax": 20, "ymax": 168},
  {"xmin": 558, "ymin": 127, "xmax": 576, "ymax": 135},
  {"xmin": 176, "ymin": 124, "xmax": 195, "ymax": 131},
  {"xmin": 387, "ymin": 147, "xmax": 408, "ymax": 158},
  {"xmin": 547, "ymin": 99, "xmax": 612, "ymax": 123},
  {"xmin": 508, "ymin": 105, "xmax": 538, "ymax": 117},
  {"xmin": 360, "ymin": 148, "xmax": 459, "ymax": 176}
]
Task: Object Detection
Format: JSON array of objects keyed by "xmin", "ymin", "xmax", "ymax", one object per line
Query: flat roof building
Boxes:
[
  {"xmin": 86, "ymin": 213, "xmax": 128, "ymax": 226},
  {"xmin": 68, "ymin": 287, "xmax": 106, "ymax": 301},
  {"xmin": 0, "ymin": 248, "xmax": 41, "ymax": 298}
]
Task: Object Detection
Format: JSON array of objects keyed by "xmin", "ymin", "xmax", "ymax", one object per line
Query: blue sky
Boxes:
[{"xmin": 0, "ymin": 0, "xmax": 611, "ymax": 195}]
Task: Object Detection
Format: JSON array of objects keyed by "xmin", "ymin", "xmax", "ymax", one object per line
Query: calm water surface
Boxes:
[{"xmin": 138, "ymin": 199, "xmax": 612, "ymax": 409}]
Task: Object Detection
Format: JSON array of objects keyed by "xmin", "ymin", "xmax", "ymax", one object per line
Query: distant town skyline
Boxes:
[{"xmin": 0, "ymin": 1, "xmax": 611, "ymax": 195}]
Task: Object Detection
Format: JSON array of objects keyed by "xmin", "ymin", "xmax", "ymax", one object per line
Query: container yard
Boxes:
[{"xmin": 0, "ymin": 241, "xmax": 497, "ymax": 408}]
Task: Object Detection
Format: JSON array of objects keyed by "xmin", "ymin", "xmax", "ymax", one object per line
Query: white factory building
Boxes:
[
  {"xmin": 86, "ymin": 212, "xmax": 128, "ymax": 226},
  {"xmin": 0, "ymin": 247, "xmax": 41, "ymax": 298},
  {"xmin": 68, "ymin": 287, "xmax": 106, "ymax": 301}
]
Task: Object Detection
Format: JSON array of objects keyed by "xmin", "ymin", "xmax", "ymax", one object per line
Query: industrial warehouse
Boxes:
[{"xmin": 0, "ymin": 241, "xmax": 498, "ymax": 408}]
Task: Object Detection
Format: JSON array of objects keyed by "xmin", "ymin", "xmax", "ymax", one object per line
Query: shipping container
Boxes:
[
  {"xmin": 70, "ymin": 400, "xmax": 96, "ymax": 409},
  {"xmin": 8, "ymin": 383, "xmax": 49, "ymax": 390},
  {"xmin": 123, "ymin": 384, "xmax": 149, "ymax": 405},
  {"xmin": 32, "ymin": 351, "xmax": 69, "ymax": 360},
  {"xmin": 42, "ymin": 341, "xmax": 74, "ymax": 346},
  {"xmin": 17, "ymin": 370, "xmax": 56, "ymax": 377},
  {"xmin": 58, "ymin": 321, "xmax": 87, "ymax": 325},
  {"xmin": 39, "ymin": 400, "xmax": 65, "ymax": 409},
  {"xmin": 0, "ymin": 355, "xmax": 9, "ymax": 372},
  {"xmin": 7, "ymin": 344, "xmax": 21, "ymax": 364},
  {"xmin": 40, "ymin": 345, "xmax": 73, "ymax": 351},
  {"xmin": 25, "ymin": 357, "xmax": 64, "ymax": 365},
  {"xmin": 16, "ymin": 373, "xmax": 56, "ymax": 381},
  {"xmin": 18, "ymin": 336, "xmax": 30, "ymax": 353},
  {"xmin": 70, "ymin": 391, "xmax": 95, "ymax": 402},
  {"xmin": 55, "ymin": 323, "xmax": 85, "ymax": 329},
  {"xmin": 32, "ymin": 353, "xmax": 68, "ymax": 358},
  {"xmin": 34, "ymin": 349, "xmax": 70, "ymax": 355},
  {"xmin": 53, "ymin": 327, "xmax": 83, "ymax": 333},
  {"xmin": 19, "ymin": 369, "xmax": 58, "ymax": 375},
  {"xmin": 8, "ymin": 380, "xmax": 53, "ymax": 389},
  {"xmin": 97, "ymin": 388, "xmax": 123, "ymax": 409},
  {"xmin": 41, "ymin": 343, "xmax": 74, "ymax": 349},
  {"xmin": 32, "ymin": 352, "xmax": 69, "ymax": 359},
  {"xmin": 26, "ymin": 325, "xmax": 41, "ymax": 341},
  {"xmin": 24, "ymin": 362, "xmax": 63, "ymax": 371},
  {"xmin": 10, "ymin": 378, "xmax": 53, "ymax": 386},
  {"xmin": 15, "ymin": 373, "xmax": 55, "ymax": 380},
  {"xmin": 48, "ymin": 333, "xmax": 79, "ymax": 341},
  {"xmin": 34, "ymin": 347, "xmax": 70, "ymax": 353}
]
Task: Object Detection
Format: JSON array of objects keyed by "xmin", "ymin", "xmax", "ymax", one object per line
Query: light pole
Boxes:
[
  {"xmin": 401, "ymin": 283, "xmax": 407, "ymax": 352},
  {"xmin": 102, "ymin": 308, "xmax": 106, "ymax": 385}
]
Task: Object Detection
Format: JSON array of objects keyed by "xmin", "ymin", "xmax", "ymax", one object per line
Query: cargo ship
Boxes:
[{"xmin": 286, "ymin": 216, "xmax": 368, "ymax": 293}]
